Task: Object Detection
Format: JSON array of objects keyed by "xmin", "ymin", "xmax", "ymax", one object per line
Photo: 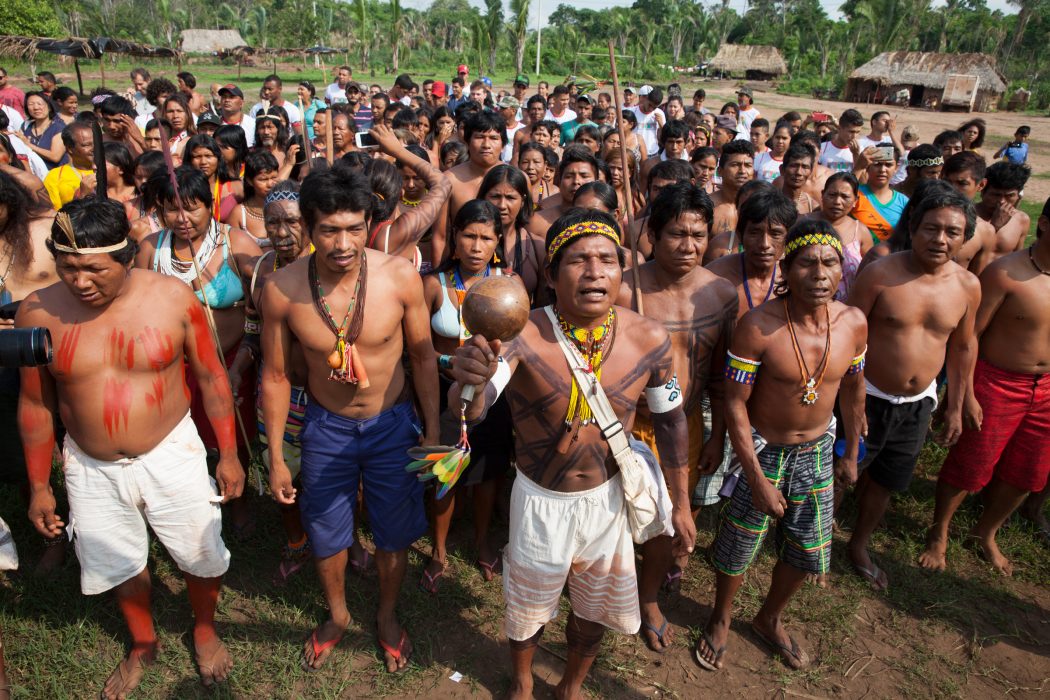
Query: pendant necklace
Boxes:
[{"xmin": 784, "ymin": 298, "xmax": 831, "ymax": 406}]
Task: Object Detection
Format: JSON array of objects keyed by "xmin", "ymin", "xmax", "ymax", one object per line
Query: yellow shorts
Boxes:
[{"xmin": 632, "ymin": 409, "xmax": 704, "ymax": 501}]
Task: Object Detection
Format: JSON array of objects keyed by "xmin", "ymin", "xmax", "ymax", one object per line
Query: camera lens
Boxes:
[{"xmin": 0, "ymin": 327, "xmax": 53, "ymax": 368}]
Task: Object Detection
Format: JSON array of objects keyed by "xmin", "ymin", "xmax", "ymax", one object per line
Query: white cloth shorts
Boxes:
[
  {"xmin": 63, "ymin": 412, "xmax": 231, "ymax": 595},
  {"xmin": 503, "ymin": 471, "xmax": 640, "ymax": 641}
]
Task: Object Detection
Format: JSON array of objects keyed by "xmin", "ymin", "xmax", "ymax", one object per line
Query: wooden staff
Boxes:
[
  {"xmin": 607, "ymin": 41, "xmax": 643, "ymax": 315},
  {"xmin": 297, "ymin": 97, "xmax": 312, "ymax": 168},
  {"xmin": 158, "ymin": 126, "xmax": 260, "ymax": 492},
  {"xmin": 325, "ymin": 105, "xmax": 334, "ymax": 165}
]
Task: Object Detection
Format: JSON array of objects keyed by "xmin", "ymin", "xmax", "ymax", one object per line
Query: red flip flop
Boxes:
[
  {"xmin": 378, "ymin": 628, "xmax": 411, "ymax": 674},
  {"xmin": 301, "ymin": 627, "xmax": 343, "ymax": 672}
]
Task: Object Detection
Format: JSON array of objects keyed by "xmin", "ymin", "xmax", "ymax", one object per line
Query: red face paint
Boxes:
[
  {"xmin": 54, "ymin": 324, "xmax": 81, "ymax": 376},
  {"xmin": 102, "ymin": 378, "xmax": 133, "ymax": 437},
  {"xmin": 187, "ymin": 303, "xmax": 236, "ymax": 452}
]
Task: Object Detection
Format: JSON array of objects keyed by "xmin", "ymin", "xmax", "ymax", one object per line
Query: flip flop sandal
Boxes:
[
  {"xmin": 851, "ymin": 561, "xmax": 888, "ymax": 591},
  {"xmin": 640, "ymin": 616, "xmax": 671, "ymax": 653},
  {"xmin": 751, "ymin": 624, "xmax": 810, "ymax": 670},
  {"xmin": 476, "ymin": 552, "xmax": 502, "ymax": 580},
  {"xmin": 661, "ymin": 565, "xmax": 683, "ymax": 593},
  {"xmin": 693, "ymin": 630, "xmax": 726, "ymax": 671},
  {"xmin": 419, "ymin": 566, "xmax": 444, "ymax": 594},
  {"xmin": 301, "ymin": 627, "xmax": 344, "ymax": 672},
  {"xmin": 378, "ymin": 628, "xmax": 411, "ymax": 674},
  {"xmin": 349, "ymin": 548, "xmax": 373, "ymax": 575}
]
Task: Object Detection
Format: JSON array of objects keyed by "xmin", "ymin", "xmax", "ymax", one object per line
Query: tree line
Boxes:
[{"xmin": 2, "ymin": 0, "xmax": 1049, "ymax": 108}]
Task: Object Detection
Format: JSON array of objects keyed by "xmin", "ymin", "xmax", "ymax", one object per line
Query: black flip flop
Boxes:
[
  {"xmin": 693, "ymin": 630, "xmax": 726, "ymax": 671},
  {"xmin": 640, "ymin": 616, "xmax": 671, "ymax": 653},
  {"xmin": 751, "ymin": 624, "xmax": 810, "ymax": 669}
]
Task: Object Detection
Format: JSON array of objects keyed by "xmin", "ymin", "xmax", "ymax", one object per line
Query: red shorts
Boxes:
[{"xmin": 939, "ymin": 358, "xmax": 1050, "ymax": 493}]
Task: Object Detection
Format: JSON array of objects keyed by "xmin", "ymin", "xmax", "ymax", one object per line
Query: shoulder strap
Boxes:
[{"xmin": 542, "ymin": 306, "xmax": 632, "ymax": 460}]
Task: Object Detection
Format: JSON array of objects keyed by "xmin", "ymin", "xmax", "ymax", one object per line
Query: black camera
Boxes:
[{"xmin": 0, "ymin": 302, "xmax": 53, "ymax": 368}]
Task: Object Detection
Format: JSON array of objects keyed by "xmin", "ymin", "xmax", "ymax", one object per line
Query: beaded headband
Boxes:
[
  {"xmin": 547, "ymin": 221, "xmax": 620, "ymax": 259},
  {"xmin": 784, "ymin": 232, "xmax": 843, "ymax": 257},
  {"xmin": 50, "ymin": 211, "xmax": 130, "ymax": 255},
  {"xmin": 907, "ymin": 156, "xmax": 943, "ymax": 168},
  {"xmin": 265, "ymin": 190, "xmax": 300, "ymax": 206}
]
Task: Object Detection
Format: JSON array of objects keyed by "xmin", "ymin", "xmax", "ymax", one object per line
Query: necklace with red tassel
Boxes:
[{"xmin": 310, "ymin": 252, "xmax": 369, "ymax": 386}]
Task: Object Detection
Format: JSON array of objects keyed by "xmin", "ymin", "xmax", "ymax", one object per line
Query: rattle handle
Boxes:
[{"xmin": 459, "ymin": 384, "xmax": 476, "ymax": 404}]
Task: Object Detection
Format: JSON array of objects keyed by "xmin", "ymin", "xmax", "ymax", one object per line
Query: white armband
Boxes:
[
  {"xmin": 645, "ymin": 374, "xmax": 684, "ymax": 413},
  {"xmin": 489, "ymin": 356, "xmax": 511, "ymax": 398}
]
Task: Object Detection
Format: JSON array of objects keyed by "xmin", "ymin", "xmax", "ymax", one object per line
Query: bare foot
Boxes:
[
  {"xmin": 693, "ymin": 618, "xmax": 729, "ymax": 671},
  {"xmin": 102, "ymin": 647, "xmax": 155, "ymax": 699},
  {"xmin": 751, "ymin": 616, "xmax": 810, "ymax": 670},
  {"xmin": 194, "ymin": 632, "xmax": 232, "ymax": 687},
  {"xmin": 34, "ymin": 541, "xmax": 65, "ymax": 576},
  {"xmin": 918, "ymin": 530, "xmax": 948, "ymax": 571},
  {"xmin": 554, "ymin": 680, "xmax": 585, "ymax": 700},
  {"xmin": 805, "ymin": 572, "xmax": 829, "ymax": 588},
  {"xmin": 302, "ymin": 616, "xmax": 348, "ymax": 671},
  {"xmin": 377, "ymin": 614, "xmax": 412, "ymax": 673},
  {"xmin": 970, "ymin": 533, "xmax": 1013, "ymax": 576},
  {"xmin": 506, "ymin": 678, "xmax": 534, "ymax": 700},
  {"xmin": 849, "ymin": 547, "xmax": 889, "ymax": 590},
  {"xmin": 640, "ymin": 604, "xmax": 673, "ymax": 652}
]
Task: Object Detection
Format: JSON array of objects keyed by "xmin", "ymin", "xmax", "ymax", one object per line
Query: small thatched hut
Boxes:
[
  {"xmin": 179, "ymin": 29, "xmax": 247, "ymax": 55},
  {"xmin": 847, "ymin": 52, "xmax": 1006, "ymax": 112},
  {"xmin": 708, "ymin": 45, "xmax": 787, "ymax": 80}
]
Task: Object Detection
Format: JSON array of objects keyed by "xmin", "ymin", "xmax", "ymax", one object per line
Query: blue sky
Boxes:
[{"xmin": 402, "ymin": 0, "xmax": 1018, "ymax": 28}]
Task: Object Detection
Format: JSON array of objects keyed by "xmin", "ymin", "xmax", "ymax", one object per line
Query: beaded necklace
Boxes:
[
  {"xmin": 310, "ymin": 252, "xmax": 368, "ymax": 384},
  {"xmin": 556, "ymin": 307, "xmax": 616, "ymax": 427},
  {"xmin": 741, "ymin": 254, "xmax": 775, "ymax": 309},
  {"xmin": 451, "ymin": 264, "xmax": 489, "ymax": 343}
]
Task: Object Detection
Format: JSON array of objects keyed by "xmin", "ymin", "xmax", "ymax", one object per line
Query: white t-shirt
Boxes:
[
  {"xmin": 130, "ymin": 91, "xmax": 153, "ymax": 118},
  {"xmin": 2, "ymin": 105, "xmax": 23, "ymax": 133},
  {"xmin": 9, "ymin": 135, "xmax": 48, "ymax": 181},
  {"xmin": 222, "ymin": 113, "xmax": 256, "ymax": 148},
  {"xmin": 753, "ymin": 151, "xmax": 783, "ymax": 183},
  {"xmin": 738, "ymin": 106, "xmax": 760, "ymax": 131},
  {"xmin": 249, "ymin": 100, "xmax": 302, "ymax": 131},
  {"xmin": 503, "ymin": 123, "xmax": 525, "ymax": 162},
  {"xmin": 819, "ymin": 141, "xmax": 854, "ymax": 173},
  {"xmin": 857, "ymin": 135, "xmax": 883, "ymax": 152},
  {"xmin": 325, "ymin": 82, "xmax": 348, "ymax": 104},
  {"xmin": 630, "ymin": 106, "xmax": 665, "ymax": 157},
  {"xmin": 545, "ymin": 108, "xmax": 577, "ymax": 125}
]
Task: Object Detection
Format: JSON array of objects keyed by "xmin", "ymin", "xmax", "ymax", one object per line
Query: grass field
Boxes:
[{"xmin": 0, "ymin": 437, "xmax": 1047, "ymax": 699}]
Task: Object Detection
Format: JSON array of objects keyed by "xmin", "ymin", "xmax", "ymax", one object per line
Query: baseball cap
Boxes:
[
  {"xmin": 736, "ymin": 86, "xmax": 753, "ymax": 98},
  {"xmin": 715, "ymin": 115, "xmax": 737, "ymax": 132},
  {"xmin": 197, "ymin": 112, "xmax": 222, "ymax": 127},
  {"xmin": 637, "ymin": 85, "xmax": 655, "ymax": 96},
  {"xmin": 432, "ymin": 80, "xmax": 447, "ymax": 98},
  {"xmin": 514, "ymin": 73, "xmax": 530, "ymax": 87},
  {"xmin": 481, "ymin": 76, "xmax": 492, "ymax": 88},
  {"xmin": 576, "ymin": 94, "xmax": 595, "ymax": 105},
  {"xmin": 497, "ymin": 95, "xmax": 520, "ymax": 110},
  {"xmin": 345, "ymin": 81, "xmax": 363, "ymax": 94},
  {"xmin": 457, "ymin": 64, "xmax": 469, "ymax": 75},
  {"xmin": 218, "ymin": 84, "xmax": 243, "ymax": 98},
  {"xmin": 623, "ymin": 86, "xmax": 636, "ymax": 94}
]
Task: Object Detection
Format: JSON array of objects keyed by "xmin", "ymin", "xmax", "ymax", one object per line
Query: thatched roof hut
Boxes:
[
  {"xmin": 847, "ymin": 51, "xmax": 1006, "ymax": 112},
  {"xmin": 0, "ymin": 35, "xmax": 179, "ymax": 61},
  {"xmin": 179, "ymin": 29, "xmax": 247, "ymax": 54},
  {"xmin": 708, "ymin": 45, "xmax": 787, "ymax": 79}
]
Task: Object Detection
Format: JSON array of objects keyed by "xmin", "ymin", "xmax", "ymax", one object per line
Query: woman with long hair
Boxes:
[
  {"xmin": 214, "ymin": 125, "xmax": 249, "ymax": 181},
  {"xmin": 803, "ymin": 172, "xmax": 873, "ymax": 299},
  {"xmin": 15, "ymin": 91, "xmax": 66, "ymax": 168},
  {"xmin": 102, "ymin": 141, "xmax": 137, "ymax": 204},
  {"xmin": 420, "ymin": 199, "xmax": 521, "ymax": 591},
  {"xmin": 52, "ymin": 87, "xmax": 79, "ymax": 125},
  {"xmin": 224, "ymin": 151, "xmax": 280, "ymax": 244},
  {"xmin": 619, "ymin": 109, "xmax": 648, "ymax": 161},
  {"xmin": 184, "ymin": 134, "xmax": 240, "ymax": 221},
  {"xmin": 425, "ymin": 106, "xmax": 456, "ymax": 165},
  {"xmin": 162, "ymin": 93, "xmax": 197, "ymax": 161},
  {"xmin": 958, "ymin": 118, "xmax": 986, "ymax": 154},
  {"xmin": 127, "ymin": 150, "xmax": 167, "ymax": 239},
  {"xmin": 690, "ymin": 146, "xmax": 719, "ymax": 194},
  {"xmin": 573, "ymin": 124, "xmax": 602, "ymax": 155},
  {"xmin": 478, "ymin": 164, "xmax": 543, "ymax": 300},
  {"xmin": 603, "ymin": 145, "xmax": 645, "ymax": 222},
  {"xmin": 297, "ymin": 81, "xmax": 326, "ymax": 140},
  {"xmin": 518, "ymin": 141, "xmax": 556, "ymax": 207}
]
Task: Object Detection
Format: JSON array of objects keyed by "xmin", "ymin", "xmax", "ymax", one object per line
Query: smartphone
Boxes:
[
  {"xmin": 355, "ymin": 132, "xmax": 379, "ymax": 149},
  {"xmin": 812, "ymin": 112, "xmax": 829, "ymax": 123},
  {"xmin": 876, "ymin": 146, "xmax": 895, "ymax": 161},
  {"xmin": 288, "ymin": 135, "xmax": 308, "ymax": 165}
]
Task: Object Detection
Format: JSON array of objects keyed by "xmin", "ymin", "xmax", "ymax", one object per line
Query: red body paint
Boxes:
[
  {"xmin": 145, "ymin": 375, "xmax": 166, "ymax": 411},
  {"xmin": 140, "ymin": 327, "xmax": 175, "ymax": 371},
  {"xmin": 102, "ymin": 378, "xmax": 133, "ymax": 437},
  {"xmin": 19, "ymin": 368, "xmax": 56, "ymax": 487},
  {"xmin": 54, "ymin": 323, "xmax": 81, "ymax": 376},
  {"xmin": 187, "ymin": 304, "xmax": 236, "ymax": 452}
]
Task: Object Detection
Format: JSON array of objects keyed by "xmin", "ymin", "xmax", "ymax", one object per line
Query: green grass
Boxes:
[{"xmin": 0, "ymin": 436, "xmax": 1047, "ymax": 698}]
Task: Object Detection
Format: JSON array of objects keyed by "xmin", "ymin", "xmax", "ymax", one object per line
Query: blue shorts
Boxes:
[{"xmin": 299, "ymin": 400, "xmax": 426, "ymax": 557}]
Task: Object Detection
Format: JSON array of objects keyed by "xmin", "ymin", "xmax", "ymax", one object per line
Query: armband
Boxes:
[
  {"xmin": 846, "ymin": 346, "xmax": 867, "ymax": 375},
  {"xmin": 725, "ymin": 351, "xmax": 761, "ymax": 385},
  {"xmin": 489, "ymin": 356, "xmax": 511, "ymax": 398},
  {"xmin": 644, "ymin": 374, "xmax": 683, "ymax": 413},
  {"xmin": 438, "ymin": 354, "xmax": 453, "ymax": 370}
]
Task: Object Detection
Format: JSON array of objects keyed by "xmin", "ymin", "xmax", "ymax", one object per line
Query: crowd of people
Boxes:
[{"xmin": 0, "ymin": 61, "xmax": 1046, "ymax": 699}]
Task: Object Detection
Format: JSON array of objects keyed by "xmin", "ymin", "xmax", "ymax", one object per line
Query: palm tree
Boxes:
[
  {"xmin": 355, "ymin": 0, "xmax": 371, "ymax": 71},
  {"xmin": 485, "ymin": 0, "xmax": 503, "ymax": 75},
  {"xmin": 509, "ymin": 0, "xmax": 531, "ymax": 76},
  {"xmin": 391, "ymin": 0, "xmax": 404, "ymax": 72},
  {"xmin": 1002, "ymin": 0, "xmax": 1035, "ymax": 65}
]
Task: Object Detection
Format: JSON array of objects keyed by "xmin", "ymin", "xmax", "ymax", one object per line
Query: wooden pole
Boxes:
[
  {"xmin": 73, "ymin": 60, "xmax": 84, "ymax": 96},
  {"xmin": 297, "ymin": 98, "xmax": 312, "ymax": 169},
  {"xmin": 325, "ymin": 106, "xmax": 334, "ymax": 165},
  {"xmin": 607, "ymin": 41, "xmax": 642, "ymax": 315},
  {"xmin": 98, "ymin": 56, "xmax": 106, "ymax": 88}
]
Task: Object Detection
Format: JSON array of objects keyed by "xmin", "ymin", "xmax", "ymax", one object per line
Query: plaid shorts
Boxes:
[{"xmin": 713, "ymin": 429, "xmax": 835, "ymax": 576}]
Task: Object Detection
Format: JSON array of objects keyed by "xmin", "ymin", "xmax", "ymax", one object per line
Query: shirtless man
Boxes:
[
  {"xmin": 694, "ymin": 219, "xmax": 867, "ymax": 672},
  {"xmin": 616, "ymin": 183, "xmax": 737, "ymax": 651},
  {"xmin": 453, "ymin": 208, "xmax": 696, "ymax": 700},
  {"xmin": 846, "ymin": 186, "xmax": 979, "ymax": 590},
  {"xmin": 709, "ymin": 140, "xmax": 755, "ymax": 248},
  {"xmin": 528, "ymin": 145, "xmax": 600, "ymax": 240},
  {"xmin": 431, "ymin": 111, "xmax": 504, "ymax": 263},
  {"xmin": 18, "ymin": 196, "xmax": 244, "ymax": 698},
  {"xmin": 511, "ymin": 96, "xmax": 548, "ymax": 163},
  {"xmin": 918, "ymin": 196, "xmax": 1050, "ymax": 576},
  {"xmin": 975, "ymin": 161, "xmax": 1031, "ymax": 264},
  {"xmin": 638, "ymin": 119, "xmax": 690, "ymax": 186},
  {"xmin": 260, "ymin": 164, "xmax": 439, "ymax": 673},
  {"xmin": 777, "ymin": 143, "xmax": 819, "ymax": 215},
  {"xmin": 624, "ymin": 159, "xmax": 694, "ymax": 260},
  {"xmin": 707, "ymin": 187, "xmax": 797, "ymax": 320},
  {"xmin": 941, "ymin": 151, "xmax": 997, "ymax": 275}
]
